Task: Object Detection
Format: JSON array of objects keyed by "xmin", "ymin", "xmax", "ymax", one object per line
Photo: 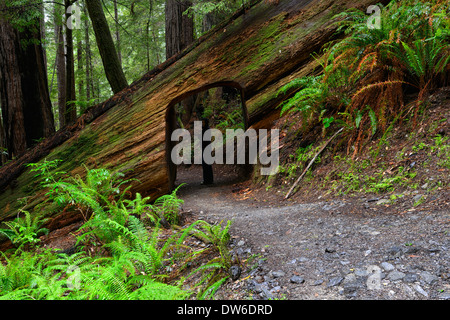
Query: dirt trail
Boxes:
[{"xmin": 176, "ymin": 165, "xmax": 450, "ymax": 300}]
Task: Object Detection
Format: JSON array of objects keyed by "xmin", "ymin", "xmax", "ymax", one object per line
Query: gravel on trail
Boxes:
[{"xmin": 177, "ymin": 166, "xmax": 450, "ymax": 300}]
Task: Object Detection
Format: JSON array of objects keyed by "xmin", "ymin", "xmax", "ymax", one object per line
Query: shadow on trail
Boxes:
[{"xmin": 175, "ymin": 164, "xmax": 249, "ymax": 197}]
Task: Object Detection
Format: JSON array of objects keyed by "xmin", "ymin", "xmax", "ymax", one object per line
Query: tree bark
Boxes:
[
  {"xmin": 55, "ymin": 3, "xmax": 67, "ymax": 129},
  {"xmin": 0, "ymin": 111, "xmax": 6, "ymax": 165},
  {"xmin": 77, "ymin": 39, "xmax": 84, "ymax": 103},
  {"xmin": 0, "ymin": 16, "xmax": 27, "ymax": 158},
  {"xmin": 165, "ymin": 0, "xmax": 194, "ymax": 59},
  {"xmin": 165, "ymin": 0, "xmax": 195, "ymax": 128},
  {"xmin": 83, "ymin": 1, "xmax": 93, "ymax": 102},
  {"xmin": 0, "ymin": 1, "xmax": 55, "ymax": 158},
  {"xmin": 202, "ymin": 11, "xmax": 223, "ymax": 33},
  {"xmin": 113, "ymin": 0, "xmax": 122, "ymax": 64},
  {"xmin": 19, "ymin": 22, "xmax": 56, "ymax": 145},
  {"xmin": 85, "ymin": 0, "xmax": 128, "ymax": 94},
  {"xmin": 39, "ymin": 2, "xmax": 47, "ymax": 73},
  {"xmin": 146, "ymin": 0, "xmax": 153, "ymax": 71},
  {"xmin": 64, "ymin": 0, "xmax": 78, "ymax": 125}
]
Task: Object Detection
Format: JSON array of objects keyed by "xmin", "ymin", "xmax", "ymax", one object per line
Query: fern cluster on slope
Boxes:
[
  {"xmin": 0, "ymin": 162, "xmax": 234, "ymax": 300},
  {"xmin": 278, "ymin": 0, "xmax": 449, "ymax": 155}
]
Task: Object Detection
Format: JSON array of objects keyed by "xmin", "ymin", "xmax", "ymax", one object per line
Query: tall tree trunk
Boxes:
[
  {"xmin": 0, "ymin": 0, "xmax": 384, "ymax": 225},
  {"xmin": 65, "ymin": 0, "xmax": 78, "ymax": 125},
  {"xmin": 113, "ymin": 0, "xmax": 121, "ymax": 64},
  {"xmin": 39, "ymin": 2, "xmax": 47, "ymax": 73},
  {"xmin": 55, "ymin": 3, "xmax": 67, "ymax": 129},
  {"xmin": 165, "ymin": 0, "xmax": 194, "ymax": 59},
  {"xmin": 77, "ymin": 39, "xmax": 84, "ymax": 103},
  {"xmin": 85, "ymin": 0, "xmax": 128, "ymax": 94},
  {"xmin": 145, "ymin": 0, "xmax": 161, "ymax": 70},
  {"xmin": 20, "ymin": 22, "xmax": 56, "ymax": 145},
  {"xmin": 83, "ymin": 1, "xmax": 92, "ymax": 102},
  {"xmin": 146, "ymin": 0, "xmax": 152, "ymax": 71},
  {"xmin": 0, "ymin": 1, "xmax": 55, "ymax": 158},
  {"xmin": 165, "ymin": 0, "xmax": 195, "ymax": 126},
  {"xmin": 0, "ymin": 16, "xmax": 26, "ymax": 158},
  {"xmin": 0, "ymin": 111, "xmax": 6, "ymax": 165}
]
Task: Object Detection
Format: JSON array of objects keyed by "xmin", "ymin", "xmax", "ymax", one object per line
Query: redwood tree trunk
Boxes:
[
  {"xmin": 165, "ymin": 0, "xmax": 195, "ymax": 127},
  {"xmin": 64, "ymin": 0, "xmax": 78, "ymax": 125},
  {"xmin": 55, "ymin": 3, "xmax": 67, "ymax": 129},
  {"xmin": 0, "ymin": 112, "xmax": 6, "ymax": 165},
  {"xmin": 0, "ymin": 0, "xmax": 382, "ymax": 226},
  {"xmin": 113, "ymin": 0, "xmax": 122, "ymax": 64},
  {"xmin": 0, "ymin": 17, "xmax": 26, "ymax": 158},
  {"xmin": 84, "ymin": 2, "xmax": 93, "ymax": 102},
  {"xmin": 85, "ymin": 0, "xmax": 128, "ymax": 94},
  {"xmin": 165, "ymin": 0, "xmax": 194, "ymax": 59},
  {"xmin": 0, "ymin": 2, "xmax": 55, "ymax": 158},
  {"xmin": 19, "ymin": 25, "xmax": 56, "ymax": 145}
]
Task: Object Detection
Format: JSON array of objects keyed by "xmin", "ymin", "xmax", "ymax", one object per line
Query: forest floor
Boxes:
[
  {"xmin": 176, "ymin": 164, "xmax": 449, "ymax": 300},
  {"xmin": 175, "ymin": 89, "xmax": 450, "ymax": 300}
]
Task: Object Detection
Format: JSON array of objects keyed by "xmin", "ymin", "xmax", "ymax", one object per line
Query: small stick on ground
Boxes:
[{"xmin": 285, "ymin": 128, "xmax": 343, "ymax": 200}]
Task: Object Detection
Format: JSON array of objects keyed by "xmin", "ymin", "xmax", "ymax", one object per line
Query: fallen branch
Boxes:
[{"xmin": 285, "ymin": 127, "xmax": 343, "ymax": 199}]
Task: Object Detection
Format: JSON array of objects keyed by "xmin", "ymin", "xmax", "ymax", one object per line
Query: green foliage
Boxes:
[
  {"xmin": 27, "ymin": 159, "xmax": 65, "ymax": 186},
  {"xmin": 0, "ymin": 248, "xmax": 188, "ymax": 300},
  {"xmin": 278, "ymin": 75, "xmax": 329, "ymax": 120},
  {"xmin": 433, "ymin": 135, "xmax": 450, "ymax": 168},
  {"xmin": 215, "ymin": 108, "xmax": 245, "ymax": 132},
  {"xmin": 391, "ymin": 36, "xmax": 450, "ymax": 89},
  {"xmin": 1, "ymin": 161, "xmax": 234, "ymax": 300},
  {"xmin": 322, "ymin": 116, "xmax": 334, "ymax": 129},
  {"xmin": 0, "ymin": 210, "xmax": 49, "ymax": 248},
  {"xmin": 277, "ymin": 143, "xmax": 322, "ymax": 181},
  {"xmin": 191, "ymin": 220, "xmax": 232, "ymax": 263},
  {"xmin": 278, "ymin": 0, "xmax": 450, "ymax": 150},
  {"xmin": 1, "ymin": 0, "xmax": 43, "ymax": 34},
  {"xmin": 152, "ymin": 184, "xmax": 185, "ymax": 225},
  {"xmin": 184, "ymin": 0, "xmax": 248, "ymax": 35},
  {"xmin": 198, "ymin": 87, "xmax": 245, "ymax": 135},
  {"xmin": 43, "ymin": 165, "xmax": 134, "ymax": 227},
  {"xmin": 352, "ymin": 106, "xmax": 377, "ymax": 136},
  {"xmin": 326, "ymin": 156, "xmax": 419, "ymax": 195},
  {"xmin": 330, "ymin": 0, "xmax": 450, "ymax": 101},
  {"xmin": 0, "ymin": 248, "xmax": 59, "ymax": 298},
  {"xmin": 186, "ymin": 219, "xmax": 233, "ymax": 298}
]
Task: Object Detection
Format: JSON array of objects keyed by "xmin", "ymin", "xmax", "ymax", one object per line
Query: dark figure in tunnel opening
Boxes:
[{"xmin": 197, "ymin": 105, "xmax": 214, "ymax": 185}]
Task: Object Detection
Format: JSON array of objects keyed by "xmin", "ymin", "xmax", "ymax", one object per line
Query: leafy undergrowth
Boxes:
[
  {"xmin": 257, "ymin": 0, "xmax": 449, "ymax": 202},
  {"xmin": 0, "ymin": 164, "xmax": 235, "ymax": 300},
  {"xmin": 261, "ymin": 87, "xmax": 449, "ymax": 203}
]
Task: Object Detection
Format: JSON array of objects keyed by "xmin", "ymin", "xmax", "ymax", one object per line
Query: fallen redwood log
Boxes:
[{"xmin": 0, "ymin": 0, "xmax": 381, "ymax": 223}]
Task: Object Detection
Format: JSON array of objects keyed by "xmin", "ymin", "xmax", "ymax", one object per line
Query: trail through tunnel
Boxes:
[{"xmin": 166, "ymin": 82, "xmax": 252, "ymax": 191}]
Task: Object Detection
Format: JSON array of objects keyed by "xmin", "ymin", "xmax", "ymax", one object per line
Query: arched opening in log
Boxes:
[{"xmin": 165, "ymin": 81, "xmax": 251, "ymax": 191}]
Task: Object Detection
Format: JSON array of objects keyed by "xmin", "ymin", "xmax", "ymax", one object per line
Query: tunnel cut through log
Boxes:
[
  {"xmin": 165, "ymin": 81, "xmax": 249, "ymax": 190},
  {"xmin": 0, "ymin": 0, "xmax": 384, "ymax": 227}
]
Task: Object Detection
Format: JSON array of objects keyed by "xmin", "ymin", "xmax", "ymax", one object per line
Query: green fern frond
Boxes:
[
  {"xmin": 129, "ymin": 278, "xmax": 188, "ymax": 300},
  {"xmin": 198, "ymin": 276, "xmax": 229, "ymax": 300},
  {"xmin": 368, "ymin": 106, "xmax": 378, "ymax": 136},
  {"xmin": 190, "ymin": 262, "xmax": 224, "ymax": 277}
]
